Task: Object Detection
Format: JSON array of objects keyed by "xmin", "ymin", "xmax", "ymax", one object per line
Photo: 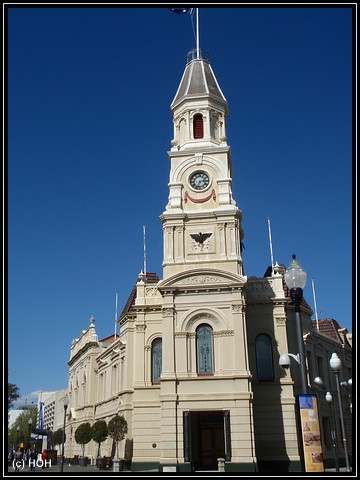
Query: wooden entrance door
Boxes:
[{"xmin": 195, "ymin": 412, "xmax": 225, "ymax": 470}]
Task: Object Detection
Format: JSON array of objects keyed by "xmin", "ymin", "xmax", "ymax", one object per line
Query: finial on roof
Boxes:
[
  {"xmin": 274, "ymin": 262, "xmax": 281, "ymax": 275},
  {"xmin": 90, "ymin": 315, "xmax": 95, "ymax": 325},
  {"xmin": 138, "ymin": 270, "xmax": 146, "ymax": 283}
]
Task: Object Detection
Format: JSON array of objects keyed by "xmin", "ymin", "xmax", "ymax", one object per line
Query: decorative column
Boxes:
[
  {"xmin": 175, "ymin": 225, "xmax": 184, "ymax": 261},
  {"xmin": 160, "ymin": 299, "xmax": 178, "ymax": 470},
  {"xmin": 134, "ymin": 323, "xmax": 146, "ymax": 386}
]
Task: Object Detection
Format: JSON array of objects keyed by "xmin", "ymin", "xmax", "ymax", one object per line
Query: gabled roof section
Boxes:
[
  {"xmin": 120, "ymin": 272, "xmax": 160, "ymax": 317},
  {"xmin": 171, "ymin": 57, "xmax": 227, "ymax": 110},
  {"xmin": 312, "ymin": 318, "xmax": 350, "ymax": 344},
  {"xmin": 99, "ymin": 333, "xmax": 119, "ymax": 343},
  {"xmin": 263, "ymin": 264, "xmax": 312, "ymax": 313}
]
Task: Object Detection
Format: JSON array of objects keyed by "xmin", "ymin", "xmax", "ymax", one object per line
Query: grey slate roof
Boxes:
[{"xmin": 171, "ymin": 57, "xmax": 227, "ymax": 110}]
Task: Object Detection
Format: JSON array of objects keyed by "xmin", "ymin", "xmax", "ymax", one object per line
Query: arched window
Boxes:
[
  {"xmin": 152, "ymin": 338, "xmax": 162, "ymax": 384},
  {"xmin": 193, "ymin": 114, "xmax": 204, "ymax": 139},
  {"xmin": 196, "ymin": 324, "xmax": 214, "ymax": 374},
  {"xmin": 255, "ymin": 334, "xmax": 274, "ymax": 382}
]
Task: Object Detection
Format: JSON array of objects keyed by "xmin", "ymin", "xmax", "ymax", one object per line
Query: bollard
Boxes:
[
  {"xmin": 217, "ymin": 458, "xmax": 225, "ymax": 472},
  {"xmin": 113, "ymin": 457, "xmax": 120, "ymax": 472}
]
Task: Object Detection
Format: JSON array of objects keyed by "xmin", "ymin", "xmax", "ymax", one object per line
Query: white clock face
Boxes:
[{"xmin": 190, "ymin": 171, "xmax": 210, "ymax": 190}]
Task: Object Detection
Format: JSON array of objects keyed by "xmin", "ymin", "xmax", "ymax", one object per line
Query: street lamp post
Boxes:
[
  {"xmin": 28, "ymin": 418, "xmax": 33, "ymax": 455},
  {"xmin": 325, "ymin": 391, "xmax": 340, "ymax": 472},
  {"xmin": 284, "ymin": 254, "xmax": 308, "ymax": 394},
  {"xmin": 60, "ymin": 396, "xmax": 69, "ymax": 473},
  {"xmin": 329, "ymin": 353, "xmax": 351, "ymax": 472}
]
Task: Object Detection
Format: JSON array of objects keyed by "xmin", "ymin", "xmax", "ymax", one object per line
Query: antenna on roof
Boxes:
[
  {"xmin": 311, "ymin": 278, "xmax": 320, "ymax": 331},
  {"xmin": 267, "ymin": 217, "xmax": 275, "ymax": 274}
]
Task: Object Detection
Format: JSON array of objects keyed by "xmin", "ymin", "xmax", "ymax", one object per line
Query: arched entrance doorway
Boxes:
[{"xmin": 188, "ymin": 411, "xmax": 228, "ymax": 471}]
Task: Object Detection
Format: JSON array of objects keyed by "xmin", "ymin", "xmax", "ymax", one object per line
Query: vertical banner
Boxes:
[{"xmin": 297, "ymin": 394, "xmax": 324, "ymax": 472}]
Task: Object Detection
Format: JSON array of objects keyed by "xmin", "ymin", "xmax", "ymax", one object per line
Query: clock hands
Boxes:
[{"xmin": 190, "ymin": 171, "xmax": 209, "ymax": 190}]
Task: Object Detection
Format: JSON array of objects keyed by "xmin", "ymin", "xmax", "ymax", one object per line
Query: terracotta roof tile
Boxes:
[
  {"xmin": 120, "ymin": 272, "xmax": 160, "ymax": 317},
  {"xmin": 311, "ymin": 318, "xmax": 344, "ymax": 343},
  {"xmin": 99, "ymin": 333, "xmax": 119, "ymax": 343}
]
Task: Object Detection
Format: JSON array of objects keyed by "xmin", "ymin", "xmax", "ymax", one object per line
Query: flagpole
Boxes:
[
  {"xmin": 114, "ymin": 292, "xmax": 118, "ymax": 340},
  {"xmin": 267, "ymin": 217, "xmax": 275, "ymax": 274},
  {"xmin": 311, "ymin": 278, "xmax": 320, "ymax": 331},
  {"xmin": 196, "ymin": 8, "xmax": 200, "ymax": 59},
  {"xmin": 143, "ymin": 225, "xmax": 147, "ymax": 276}
]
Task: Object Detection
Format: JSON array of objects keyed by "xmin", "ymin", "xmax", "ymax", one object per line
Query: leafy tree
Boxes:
[
  {"xmin": 108, "ymin": 415, "xmax": 128, "ymax": 458},
  {"xmin": 74, "ymin": 422, "xmax": 92, "ymax": 457},
  {"xmin": 53, "ymin": 428, "xmax": 65, "ymax": 447},
  {"xmin": 8, "ymin": 383, "xmax": 20, "ymax": 409},
  {"xmin": 91, "ymin": 420, "xmax": 108, "ymax": 457},
  {"xmin": 8, "ymin": 408, "xmax": 37, "ymax": 451}
]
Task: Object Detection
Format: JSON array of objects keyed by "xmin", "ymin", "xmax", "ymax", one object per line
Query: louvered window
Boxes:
[{"xmin": 193, "ymin": 114, "xmax": 204, "ymax": 139}]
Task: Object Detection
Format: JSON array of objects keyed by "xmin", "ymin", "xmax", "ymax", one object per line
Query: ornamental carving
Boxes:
[
  {"xmin": 178, "ymin": 276, "xmax": 223, "ymax": 285},
  {"xmin": 190, "ymin": 239, "xmax": 212, "ymax": 254},
  {"xmin": 231, "ymin": 304, "xmax": 242, "ymax": 313},
  {"xmin": 145, "ymin": 286, "xmax": 161, "ymax": 297},
  {"xmin": 135, "ymin": 324, "xmax": 146, "ymax": 332},
  {"xmin": 213, "ymin": 330, "xmax": 234, "ymax": 337},
  {"xmin": 162, "ymin": 308, "xmax": 174, "ymax": 318},
  {"xmin": 184, "ymin": 189, "xmax": 216, "ymax": 204},
  {"xmin": 246, "ymin": 280, "xmax": 274, "ymax": 301},
  {"xmin": 247, "ymin": 281, "xmax": 272, "ymax": 292},
  {"xmin": 275, "ymin": 317, "xmax": 286, "ymax": 326},
  {"xmin": 174, "ymin": 332, "xmax": 188, "ymax": 338}
]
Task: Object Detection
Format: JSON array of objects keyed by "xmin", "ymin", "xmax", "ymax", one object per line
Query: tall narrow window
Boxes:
[
  {"xmin": 152, "ymin": 338, "xmax": 162, "ymax": 384},
  {"xmin": 316, "ymin": 356, "xmax": 325, "ymax": 382},
  {"xmin": 193, "ymin": 114, "xmax": 204, "ymax": 139},
  {"xmin": 196, "ymin": 324, "xmax": 214, "ymax": 374},
  {"xmin": 255, "ymin": 334, "xmax": 274, "ymax": 381},
  {"xmin": 111, "ymin": 365, "xmax": 117, "ymax": 395}
]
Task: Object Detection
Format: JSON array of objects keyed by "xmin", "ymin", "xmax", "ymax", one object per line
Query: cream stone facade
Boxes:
[{"xmin": 63, "ymin": 50, "xmax": 352, "ymax": 472}]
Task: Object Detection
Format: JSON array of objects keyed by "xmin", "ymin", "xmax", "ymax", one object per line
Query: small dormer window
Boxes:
[{"xmin": 193, "ymin": 114, "xmax": 204, "ymax": 139}]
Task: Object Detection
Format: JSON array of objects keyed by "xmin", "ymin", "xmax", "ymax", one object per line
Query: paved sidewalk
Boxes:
[
  {"xmin": 7, "ymin": 461, "xmax": 352, "ymax": 475},
  {"xmin": 7, "ymin": 462, "xmax": 156, "ymax": 475}
]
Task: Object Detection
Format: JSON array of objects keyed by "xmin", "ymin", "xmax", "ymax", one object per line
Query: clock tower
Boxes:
[
  {"xmin": 161, "ymin": 49, "xmax": 245, "ymax": 279},
  {"xmin": 157, "ymin": 50, "xmax": 255, "ymax": 472}
]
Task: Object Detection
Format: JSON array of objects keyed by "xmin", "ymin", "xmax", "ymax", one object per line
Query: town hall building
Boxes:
[{"xmin": 64, "ymin": 48, "xmax": 352, "ymax": 472}]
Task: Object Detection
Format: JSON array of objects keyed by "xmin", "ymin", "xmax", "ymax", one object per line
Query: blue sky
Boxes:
[{"xmin": 6, "ymin": 5, "xmax": 353, "ymax": 403}]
